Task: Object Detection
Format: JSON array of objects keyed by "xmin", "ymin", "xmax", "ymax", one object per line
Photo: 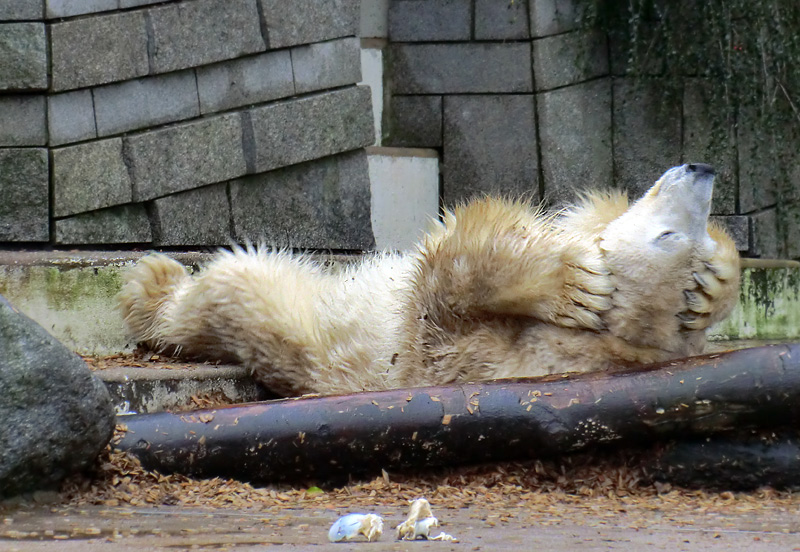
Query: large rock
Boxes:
[{"xmin": 0, "ymin": 295, "xmax": 115, "ymax": 497}]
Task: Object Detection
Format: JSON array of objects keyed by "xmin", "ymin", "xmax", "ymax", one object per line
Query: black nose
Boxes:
[{"xmin": 687, "ymin": 163, "xmax": 715, "ymax": 175}]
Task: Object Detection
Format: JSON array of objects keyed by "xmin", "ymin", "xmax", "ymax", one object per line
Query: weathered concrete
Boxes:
[
  {"xmin": 101, "ymin": 365, "xmax": 269, "ymax": 415},
  {"xmin": 367, "ymin": 147, "xmax": 439, "ymax": 251},
  {"xmin": 150, "ymin": 184, "xmax": 231, "ymax": 246},
  {"xmin": 533, "ymin": 30, "xmax": 608, "ymax": 91},
  {"xmin": 230, "ymin": 150, "xmax": 375, "ymax": 250},
  {"xmin": 48, "ymin": 90, "xmax": 98, "ymax": 146},
  {"xmin": 750, "ymin": 208, "xmax": 781, "ymax": 259},
  {"xmin": 613, "ymin": 79, "xmax": 682, "ymax": 197},
  {"xmin": 385, "ymin": 95, "xmax": 442, "ymax": 148},
  {"xmin": 530, "ymin": 0, "xmax": 581, "ymax": 37},
  {"xmin": 126, "ymin": 113, "xmax": 246, "ymax": 201},
  {"xmin": 93, "ymin": 71, "xmax": 200, "ymax": 137},
  {"xmin": 147, "ymin": 0, "xmax": 265, "ymax": 74},
  {"xmin": 443, "ymin": 94, "xmax": 538, "ymax": 204},
  {"xmin": 0, "ymin": 252, "xmax": 215, "ymax": 355},
  {"xmin": 709, "ymin": 261, "xmax": 800, "ymax": 341},
  {"xmin": 683, "ymin": 80, "xmax": 737, "ymax": 215},
  {"xmin": 46, "ymin": 0, "xmax": 116, "ymax": 18},
  {"xmin": 388, "ymin": 0, "xmax": 471, "ymax": 41},
  {"xmin": 52, "ymin": 138, "xmax": 132, "ymax": 217},
  {"xmin": 0, "ymin": 0, "xmax": 43, "ymax": 20},
  {"xmin": 537, "ymin": 78, "xmax": 612, "ymax": 205},
  {"xmin": 390, "ymin": 43, "xmax": 533, "ymax": 94},
  {"xmin": 292, "ymin": 37, "xmax": 361, "ymax": 94},
  {"xmin": 0, "ymin": 22, "xmax": 47, "ymax": 90},
  {"xmin": 54, "ymin": 205, "xmax": 152, "ymax": 246},
  {"xmin": 359, "ymin": 43, "xmax": 384, "ymax": 145},
  {"xmin": 50, "ymin": 11, "xmax": 149, "ymax": 91},
  {"xmin": 0, "ymin": 95, "xmax": 46, "ymax": 146},
  {"xmin": 261, "ymin": 0, "xmax": 359, "ymax": 48},
  {"xmin": 0, "ymin": 148, "xmax": 48, "ymax": 242},
  {"xmin": 196, "ymin": 51, "xmax": 294, "ymax": 114},
  {"xmin": 247, "ymin": 86, "xmax": 374, "ymax": 173},
  {"xmin": 475, "ymin": 0, "xmax": 530, "ymax": 40}
]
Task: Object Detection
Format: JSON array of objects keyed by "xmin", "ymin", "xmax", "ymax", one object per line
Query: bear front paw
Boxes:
[{"xmin": 678, "ymin": 262, "xmax": 727, "ymax": 330}]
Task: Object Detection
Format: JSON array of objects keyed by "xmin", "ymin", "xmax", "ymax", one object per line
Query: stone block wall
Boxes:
[
  {"xmin": 382, "ymin": 0, "xmax": 800, "ymax": 257},
  {"xmin": 0, "ymin": 0, "xmax": 374, "ymax": 249}
]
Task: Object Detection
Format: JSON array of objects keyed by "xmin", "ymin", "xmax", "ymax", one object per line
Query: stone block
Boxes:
[
  {"xmin": 533, "ymin": 30, "xmax": 607, "ymax": 91},
  {"xmin": 537, "ymin": 79, "xmax": 612, "ymax": 205},
  {"xmin": 783, "ymin": 202, "xmax": 800, "ymax": 260},
  {"xmin": 0, "ymin": 1, "xmax": 43, "ymax": 20},
  {"xmin": 292, "ymin": 37, "xmax": 361, "ymax": 94},
  {"xmin": 197, "ymin": 50, "xmax": 294, "ymax": 114},
  {"xmin": 247, "ymin": 86, "xmax": 374, "ymax": 173},
  {"xmin": 48, "ymin": 90, "xmax": 97, "ymax": 146},
  {"xmin": 0, "ymin": 95, "xmax": 46, "ymax": 146},
  {"xmin": 150, "ymin": 184, "xmax": 231, "ymax": 246},
  {"xmin": 93, "ymin": 71, "xmax": 199, "ymax": 136},
  {"xmin": 388, "ymin": 0, "xmax": 471, "ymax": 41},
  {"xmin": 530, "ymin": 0, "xmax": 580, "ymax": 37},
  {"xmin": 230, "ymin": 150, "xmax": 374, "ymax": 250},
  {"xmin": 751, "ymin": 207, "xmax": 781, "ymax": 259},
  {"xmin": 475, "ymin": 0, "xmax": 529, "ymax": 40},
  {"xmin": 367, "ymin": 147, "xmax": 439, "ymax": 251},
  {"xmin": 46, "ymin": 0, "xmax": 116, "ymax": 18},
  {"xmin": 683, "ymin": 79, "xmax": 736, "ymax": 215},
  {"xmin": 385, "ymin": 95, "xmax": 442, "ymax": 148},
  {"xmin": 126, "ymin": 113, "xmax": 246, "ymax": 201},
  {"xmin": 736, "ymin": 104, "xmax": 795, "ymax": 214},
  {"xmin": 361, "ymin": 0, "xmax": 388, "ymax": 38},
  {"xmin": 0, "ymin": 23, "xmax": 47, "ymax": 90},
  {"xmin": 710, "ymin": 215, "xmax": 750, "ymax": 252},
  {"xmin": 261, "ymin": 0, "xmax": 359, "ymax": 48},
  {"xmin": 119, "ymin": 0, "xmax": 162, "ymax": 7},
  {"xmin": 390, "ymin": 43, "xmax": 533, "ymax": 94},
  {"xmin": 52, "ymin": 139, "xmax": 132, "ymax": 217},
  {"xmin": 0, "ymin": 148, "xmax": 48, "ymax": 242},
  {"xmin": 612, "ymin": 79, "xmax": 682, "ymax": 197},
  {"xmin": 55, "ymin": 205, "xmax": 152, "ymax": 245},
  {"xmin": 148, "ymin": 0, "xmax": 265, "ymax": 74},
  {"xmin": 51, "ymin": 12, "xmax": 148, "ymax": 91},
  {"xmin": 443, "ymin": 95, "xmax": 538, "ymax": 204}
]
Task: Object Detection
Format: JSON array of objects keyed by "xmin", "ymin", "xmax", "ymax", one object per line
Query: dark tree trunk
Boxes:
[
  {"xmin": 115, "ymin": 343, "xmax": 800, "ymax": 484},
  {"xmin": 650, "ymin": 430, "xmax": 800, "ymax": 491}
]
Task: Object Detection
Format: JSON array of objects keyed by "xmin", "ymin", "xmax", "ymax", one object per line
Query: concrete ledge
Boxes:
[
  {"xmin": 1, "ymin": 250, "xmax": 799, "ymax": 356},
  {"xmin": 98, "ymin": 364, "xmax": 272, "ymax": 415}
]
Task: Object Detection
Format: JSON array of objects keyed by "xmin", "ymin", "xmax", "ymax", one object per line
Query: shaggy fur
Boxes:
[{"xmin": 120, "ymin": 164, "xmax": 740, "ymax": 396}]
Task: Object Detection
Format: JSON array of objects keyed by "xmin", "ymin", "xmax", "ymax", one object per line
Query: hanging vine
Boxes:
[{"xmin": 576, "ymin": 0, "xmax": 800, "ymax": 195}]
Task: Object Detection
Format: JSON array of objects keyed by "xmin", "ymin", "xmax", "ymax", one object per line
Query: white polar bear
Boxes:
[{"xmin": 120, "ymin": 163, "xmax": 740, "ymax": 397}]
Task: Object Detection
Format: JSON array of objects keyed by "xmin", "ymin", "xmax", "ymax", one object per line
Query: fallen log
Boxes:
[
  {"xmin": 651, "ymin": 429, "xmax": 800, "ymax": 491},
  {"xmin": 115, "ymin": 343, "xmax": 800, "ymax": 483}
]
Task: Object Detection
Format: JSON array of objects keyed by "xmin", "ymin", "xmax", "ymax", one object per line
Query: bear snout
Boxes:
[{"xmin": 687, "ymin": 163, "xmax": 715, "ymax": 176}]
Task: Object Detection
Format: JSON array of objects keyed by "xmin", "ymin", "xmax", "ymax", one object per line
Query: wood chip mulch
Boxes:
[{"xmin": 52, "ymin": 430, "xmax": 798, "ymax": 520}]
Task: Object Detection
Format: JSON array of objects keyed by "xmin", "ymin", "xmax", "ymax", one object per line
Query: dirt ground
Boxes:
[
  {"xmin": 3, "ymin": 449, "xmax": 800, "ymax": 551},
  {"xmin": 3, "ymin": 496, "xmax": 800, "ymax": 551}
]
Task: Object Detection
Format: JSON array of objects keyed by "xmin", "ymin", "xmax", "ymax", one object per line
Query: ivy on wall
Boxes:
[{"xmin": 577, "ymin": 0, "xmax": 800, "ymax": 194}]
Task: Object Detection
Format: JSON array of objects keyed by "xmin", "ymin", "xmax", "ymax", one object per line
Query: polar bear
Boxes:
[{"xmin": 120, "ymin": 163, "xmax": 740, "ymax": 397}]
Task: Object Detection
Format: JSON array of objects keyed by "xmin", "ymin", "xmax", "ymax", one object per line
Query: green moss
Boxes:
[
  {"xmin": 576, "ymin": 0, "xmax": 800, "ymax": 176},
  {"xmin": 42, "ymin": 267, "xmax": 123, "ymax": 311},
  {"xmin": 712, "ymin": 267, "xmax": 800, "ymax": 340}
]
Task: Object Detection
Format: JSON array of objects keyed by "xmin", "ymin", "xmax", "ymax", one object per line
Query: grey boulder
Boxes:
[{"xmin": 0, "ymin": 294, "xmax": 115, "ymax": 497}]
